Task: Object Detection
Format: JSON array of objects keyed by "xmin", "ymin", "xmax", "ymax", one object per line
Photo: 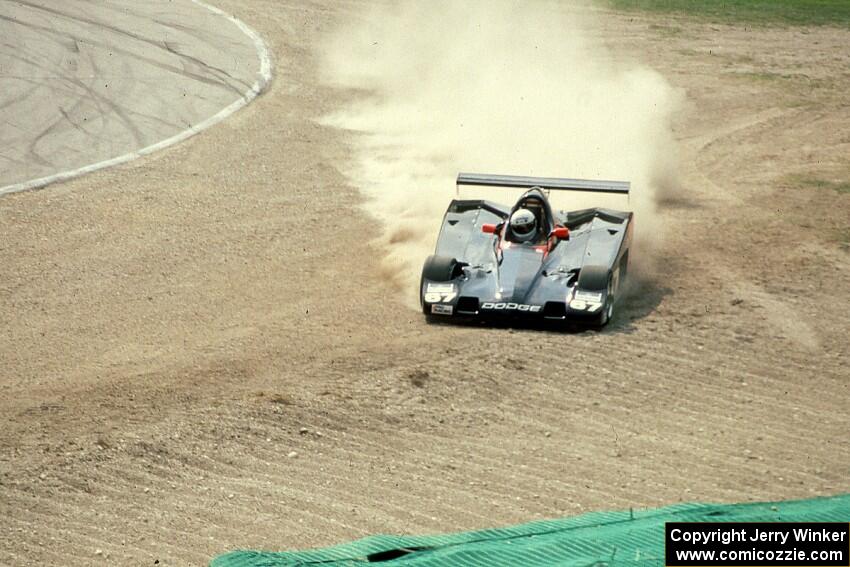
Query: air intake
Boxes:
[
  {"xmin": 543, "ymin": 301, "xmax": 567, "ymax": 319},
  {"xmin": 456, "ymin": 296, "xmax": 480, "ymax": 315}
]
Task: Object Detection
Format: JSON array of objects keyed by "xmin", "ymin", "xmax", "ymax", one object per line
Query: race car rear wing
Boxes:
[{"xmin": 456, "ymin": 172, "xmax": 630, "ymax": 196}]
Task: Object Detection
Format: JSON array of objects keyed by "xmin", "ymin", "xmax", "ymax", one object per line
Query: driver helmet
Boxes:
[{"xmin": 509, "ymin": 208, "xmax": 537, "ymax": 242}]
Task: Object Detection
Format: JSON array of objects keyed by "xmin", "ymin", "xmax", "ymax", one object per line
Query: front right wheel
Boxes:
[{"xmin": 577, "ymin": 265, "xmax": 613, "ymax": 329}]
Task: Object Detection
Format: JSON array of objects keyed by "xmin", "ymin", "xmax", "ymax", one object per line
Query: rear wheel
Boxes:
[
  {"xmin": 599, "ymin": 276, "xmax": 615, "ymax": 327},
  {"xmin": 619, "ymin": 252, "xmax": 629, "ymax": 284}
]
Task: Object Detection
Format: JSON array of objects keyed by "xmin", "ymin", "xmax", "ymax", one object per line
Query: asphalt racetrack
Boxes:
[{"xmin": 0, "ymin": 0, "xmax": 268, "ymax": 194}]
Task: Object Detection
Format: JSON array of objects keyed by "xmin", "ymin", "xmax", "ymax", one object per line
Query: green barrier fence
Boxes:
[{"xmin": 211, "ymin": 494, "xmax": 850, "ymax": 567}]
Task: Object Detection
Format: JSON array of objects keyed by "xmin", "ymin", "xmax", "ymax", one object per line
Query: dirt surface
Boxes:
[{"xmin": 1, "ymin": 1, "xmax": 849, "ymax": 566}]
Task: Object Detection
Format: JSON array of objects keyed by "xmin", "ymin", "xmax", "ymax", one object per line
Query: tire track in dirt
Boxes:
[{"xmin": 5, "ymin": 328, "xmax": 846, "ymax": 563}]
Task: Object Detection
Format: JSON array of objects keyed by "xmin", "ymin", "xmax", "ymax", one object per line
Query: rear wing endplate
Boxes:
[{"xmin": 456, "ymin": 172, "xmax": 630, "ymax": 196}]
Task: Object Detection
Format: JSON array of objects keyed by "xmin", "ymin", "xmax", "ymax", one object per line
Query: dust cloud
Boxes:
[{"xmin": 320, "ymin": 0, "xmax": 679, "ymax": 306}]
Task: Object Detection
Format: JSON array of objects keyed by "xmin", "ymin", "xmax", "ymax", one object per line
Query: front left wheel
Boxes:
[
  {"xmin": 420, "ymin": 255, "xmax": 460, "ymax": 316},
  {"xmin": 421, "ymin": 255, "xmax": 459, "ymax": 282}
]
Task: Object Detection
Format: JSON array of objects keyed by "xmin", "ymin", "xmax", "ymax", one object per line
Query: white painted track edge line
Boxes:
[{"xmin": 0, "ymin": 0, "xmax": 273, "ymax": 197}]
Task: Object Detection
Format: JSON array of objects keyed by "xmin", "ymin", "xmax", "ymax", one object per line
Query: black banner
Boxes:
[{"xmin": 666, "ymin": 522, "xmax": 850, "ymax": 567}]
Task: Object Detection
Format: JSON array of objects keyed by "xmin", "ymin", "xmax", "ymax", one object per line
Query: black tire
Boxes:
[
  {"xmin": 577, "ymin": 265, "xmax": 609, "ymax": 291},
  {"xmin": 619, "ymin": 252, "xmax": 629, "ymax": 284},
  {"xmin": 578, "ymin": 265, "xmax": 613, "ymax": 328},
  {"xmin": 421, "ymin": 255, "xmax": 459, "ymax": 282},
  {"xmin": 420, "ymin": 255, "xmax": 459, "ymax": 316}
]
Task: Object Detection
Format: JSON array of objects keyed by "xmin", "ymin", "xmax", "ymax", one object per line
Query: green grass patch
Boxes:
[
  {"xmin": 786, "ymin": 174, "xmax": 850, "ymax": 195},
  {"xmin": 648, "ymin": 23, "xmax": 684, "ymax": 35},
  {"xmin": 607, "ymin": 0, "xmax": 850, "ymax": 27},
  {"xmin": 733, "ymin": 71, "xmax": 788, "ymax": 82}
]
